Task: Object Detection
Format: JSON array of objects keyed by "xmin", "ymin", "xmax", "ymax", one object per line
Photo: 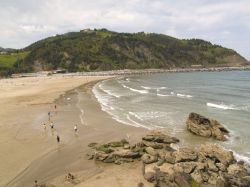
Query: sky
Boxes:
[{"xmin": 0, "ymin": 0, "xmax": 249, "ymax": 60}]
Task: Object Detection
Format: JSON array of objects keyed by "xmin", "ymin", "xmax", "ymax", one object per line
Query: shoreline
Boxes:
[{"xmin": 9, "ymin": 65, "xmax": 250, "ymax": 78}]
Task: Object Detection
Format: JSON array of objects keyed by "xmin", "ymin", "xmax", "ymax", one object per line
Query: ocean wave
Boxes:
[
  {"xmin": 176, "ymin": 93, "xmax": 193, "ymax": 98},
  {"xmin": 207, "ymin": 103, "xmax": 237, "ymax": 110},
  {"xmin": 157, "ymin": 93, "xmax": 170, "ymax": 97},
  {"xmin": 141, "ymin": 86, "xmax": 167, "ymax": 90},
  {"xmin": 93, "ymin": 83, "xmax": 151, "ymax": 130},
  {"xmin": 126, "ymin": 114, "xmax": 151, "ymax": 129},
  {"xmin": 98, "ymin": 84, "xmax": 121, "ymax": 98},
  {"xmin": 122, "ymin": 84, "xmax": 148, "ymax": 94},
  {"xmin": 141, "ymin": 86, "xmax": 151, "ymax": 90},
  {"xmin": 131, "ymin": 111, "xmax": 170, "ymax": 120},
  {"xmin": 207, "ymin": 102, "xmax": 249, "ymax": 111},
  {"xmin": 93, "ymin": 84, "xmax": 115, "ymax": 111}
]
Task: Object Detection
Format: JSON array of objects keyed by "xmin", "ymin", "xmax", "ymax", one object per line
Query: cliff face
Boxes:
[{"xmin": 6, "ymin": 29, "xmax": 249, "ymax": 74}]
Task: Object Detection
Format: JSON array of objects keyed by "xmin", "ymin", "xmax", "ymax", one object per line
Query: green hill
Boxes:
[
  {"xmin": 2, "ymin": 29, "xmax": 248, "ymax": 76},
  {"xmin": 0, "ymin": 51, "xmax": 28, "ymax": 76}
]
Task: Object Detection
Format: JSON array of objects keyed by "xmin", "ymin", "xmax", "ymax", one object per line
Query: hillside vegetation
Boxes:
[
  {"xmin": 0, "ymin": 52, "xmax": 28, "ymax": 76},
  {"xmin": 2, "ymin": 29, "xmax": 248, "ymax": 76}
]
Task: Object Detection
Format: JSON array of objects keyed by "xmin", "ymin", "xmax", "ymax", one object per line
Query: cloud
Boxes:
[{"xmin": 0, "ymin": 0, "xmax": 249, "ymax": 59}]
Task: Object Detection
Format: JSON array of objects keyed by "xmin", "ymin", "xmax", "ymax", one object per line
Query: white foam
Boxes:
[
  {"xmin": 93, "ymin": 84, "xmax": 113, "ymax": 111},
  {"xmin": 157, "ymin": 93, "xmax": 170, "ymax": 97},
  {"xmin": 122, "ymin": 84, "xmax": 148, "ymax": 94},
  {"xmin": 141, "ymin": 86, "xmax": 167, "ymax": 90},
  {"xmin": 233, "ymin": 152, "xmax": 250, "ymax": 163},
  {"xmin": 207, "ymin": 103, "xmax": 236, "ymax": 110},
  {"xmin": 176, "ymin": 93, "xmax": 193, "ymax": 98},
  {"xmin": 126, "ymin": 114, "xmax": 151, "ymax": 130},
  {"xmin": 153, "ymin": 125, "xmax": 165, "ymax": 129},
  {"xmin": 141, "ymin": 86, "xmax": 151, "ymax": 90},
  {"xmin": 98, "ymin": 84, "xmax": 121, "ymax": 98},
  {"xmin": 129, "ymin": 112, "xmax": 144, "ymax": 121},
  {"xmin": 171, "ymin": 92, "xmax": 175, "ymax": 95},
  {"xmin": 93, "ymin": 84, "xmax": 151, "ymax": 130}
]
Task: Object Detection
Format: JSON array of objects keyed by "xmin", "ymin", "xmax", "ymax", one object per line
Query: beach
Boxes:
[
  {"xmin": 1, "ymin": 71, "xmax": 250, "ymax": 187},
  {"xmin": 0, "ymin": 75, "xmax": 148, "ymax": 187}
]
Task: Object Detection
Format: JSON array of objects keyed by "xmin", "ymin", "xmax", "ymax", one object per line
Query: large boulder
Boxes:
[
  {"xmin": 199, "ymin": 144, "xmax": 235, "ymax": 166},
  {"xmin": 145, "ymin": 147, "xmax": 158, "ymax": 156},
  {"xmin": 223, "ymin": 173, "xmax": 250, "ymax": 187},
  {"xmin": 159, "ymin": 163, "xmax": 175, "ymax": 175},
  {"xmin": 142, "ymin": 140, "xmax": 164, "ymax": 149},
  {"xmin": 173, "ymin": 162, "xmax": 197, "ymax": 174},
  {"xmin": 142, "ymin": 131, "xmax": 179, "ymax": 144},
  {"xmin": 144, "ymin": 172, "xmax": 156, "ymax": 182},
  {"xmin": 186, "ymin": 113, "xmax": 229, "ymax": 141},
  {"xmin": 141, "ymin": 153, "xmax": 158, "ymax": 164},
  {"xmin": 154, "ymin": 169, "xmax": 179, "ymax": 187},
  {"xmin": 165, "ymin": 152, "xmax": 176, "ymax": 164},
  {"xmin": 174, "ymin": 172, "xmax": 192, "ymax": 187},
  {"xmin": 173, "ymin": 148, "xmax": 198, "ymax": 162},
  {"xmin": 95, "ymin": 151, "xmax": 109, "ymax": 161},
  {"xmin": 112, "ymin": 150, "xmax": 140, "ymax": 159},
  {"xmin": 227, "ymin": 164, "xmax": 248, "ymax": 177}
]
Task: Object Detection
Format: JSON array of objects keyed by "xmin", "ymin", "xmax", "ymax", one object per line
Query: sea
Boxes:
[{"xmin": 92, "ymin": 71, "xmax": 250, "ymax": 163}]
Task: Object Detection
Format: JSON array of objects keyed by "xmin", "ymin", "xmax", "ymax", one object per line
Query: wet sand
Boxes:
[{"xmin": 0, "ymin": 76, "xmax": 148, "ymax": 187}]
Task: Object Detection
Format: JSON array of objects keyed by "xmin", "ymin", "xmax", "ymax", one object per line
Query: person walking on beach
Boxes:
[
  {"xmin": 50, "ymin": 122, "xmax": 54, "ymax": 129},
  {"xmin": 74, "ymin": 124, "xmax": 78, "ymax": 134},
  {"xmin": 57, "ymin": 135, "xmax": 60, "ymax": 143},
  {"xmin": 48, "ymin": 111, "xmax": 51, "ymax": 121},
  {"xmin": 34, "ymin": 180, "xmax": 38, "ymax": 187},
  {"xmin": 54, "ymin": 104, "xmax": 57, "ymax": 115},
  {"xmin": 42, "ymin": 123, "xmax": 47, "ymax": 130}
]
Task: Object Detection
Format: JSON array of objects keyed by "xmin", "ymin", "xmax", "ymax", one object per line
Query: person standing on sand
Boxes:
[
  {"xmin": 74, "ymin": 125, "xmax": 78, "ymax": 133},
  {"xmin": 48, "ymin": 111, "xmax": 51, "ymax": 121},
  {"xmin": 34, "ymin": 180, "xmax": 38, "ymax": 187},
  {"xmin": 50, "ymin": 122, "xmax": 54, "ymax": 129},
  {"xmin": 57, "ymin": 135, "xmax": 60, "ymax": 143},
  {"xmin": 54, "ymin": 104, "xmax": 57, "ymax": 115},
  {"xmin": 42, "ymin": 123, "xmax": 46, "ymax": 130}
]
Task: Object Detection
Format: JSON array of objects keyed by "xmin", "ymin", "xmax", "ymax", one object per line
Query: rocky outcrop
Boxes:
[
  {"xmin": 199, "ymin": 144, "xmax": 235, "ymax": 166},
  {"xmin": 173, "ymin": 148, "xmax": 198, "ymax": 162},
  {"xmin": 87, "ymin": 131, "xmax": 250, "ymax": 187},
  {"xmin": 186, "ymin": 112, "xmax": 230, "ymax": 141}
]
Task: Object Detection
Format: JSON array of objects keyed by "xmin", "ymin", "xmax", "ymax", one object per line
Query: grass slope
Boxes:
[{"xmin": 0, "ymin": 52, "xmax": 29, "ymax": 76}]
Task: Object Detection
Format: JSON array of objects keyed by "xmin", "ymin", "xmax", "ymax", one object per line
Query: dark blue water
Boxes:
[{"xmin": 93, "ymin": 71, "xmax": 250, "ymax": 162}]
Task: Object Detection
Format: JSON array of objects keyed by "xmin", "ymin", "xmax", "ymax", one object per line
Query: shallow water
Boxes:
[{"xmin": 93, "ymin": 71, "xmax": 250, "ymax": 162}]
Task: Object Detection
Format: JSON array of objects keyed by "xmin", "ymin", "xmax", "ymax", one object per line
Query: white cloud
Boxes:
[{"xmin": 0, "ymin": 0, "xmax": 249, "ymax": 59}]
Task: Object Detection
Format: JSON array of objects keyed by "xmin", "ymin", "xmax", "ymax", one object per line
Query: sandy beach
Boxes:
[{"xmin": 0, "ymin": 75, "xmax": 148, "ymax": 187}]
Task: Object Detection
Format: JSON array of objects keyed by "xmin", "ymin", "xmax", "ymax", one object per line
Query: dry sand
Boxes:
[{"xmin": 0, "ymin": 75, "xmax": 149, "ymax": 187}]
